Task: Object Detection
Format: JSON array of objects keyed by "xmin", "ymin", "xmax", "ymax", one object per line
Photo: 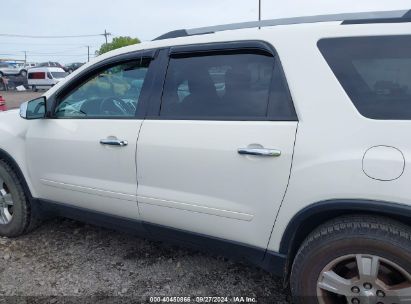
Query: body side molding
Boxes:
[{"xmin": 38, "ymin": 199, "xmax": 286, "ymax": 277}]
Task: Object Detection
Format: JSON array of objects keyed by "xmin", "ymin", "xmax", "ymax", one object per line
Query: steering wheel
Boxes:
[{"xmin": 99, "ymin": 97, "xmax": 129, "ymax": 116}]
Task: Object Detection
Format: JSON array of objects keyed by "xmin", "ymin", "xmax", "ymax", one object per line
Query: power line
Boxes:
[
  {"xmin": 0, "ymin": 45, "xmax": 97, "ymax": 58},
  {"xmin": 0, "ymin": 42, "xmax": 101, "ymax": 47},
  {"xmin": 3, "ymin": 47, "xmax": 89, "ymax": 54},
  {"xmin": 0, "ymin": 46, "xmax": 96, "ymax": 56},
  {"xmin": 27, "ymin": 47, "xmax": 94, "ymax": 55},
  {"xmin": 0, "ymin": 30, "xmax": 109, "ymax": 61},
  {"xmin": 0, "ymin": 33, "xmax": 107, "ymax": 39},
  {"xmin": 0, "ymin": 53, "xmax": 94, "ymax": 57}
]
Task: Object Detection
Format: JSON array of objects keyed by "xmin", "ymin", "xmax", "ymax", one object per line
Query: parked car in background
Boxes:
[
  {"xmin": 14, "ymin": 63, "xmax": 33, "ymax": 77},
  {"xmin": 37, "ymin": 62, "xmax": 69, "ymax": 73},
  {"xmin": 0, "ymin": 95, "xmax": 7, "ymax": 111},
  {"xmin": 24, "ymin": 62, "xmax": 37, "ymax": 70},
  {"xmin": 27, "ymin": 67, "xmax": 68, "ymax": 91},
  {"xmin": 0, "ymin": 62, "xmax": 27, "ymax": 77},
  {"xmin": 65, "ymin": 62, "xmax": 84, "ymax": 73},
  {"xmin": 11, "ymin": 62, "xmax": 36, "ymax": 76}
]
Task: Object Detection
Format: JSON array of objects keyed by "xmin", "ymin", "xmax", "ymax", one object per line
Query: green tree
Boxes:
[{"xmin": 96, "ymin": 36, "xmax": 140, "ymax": 55}]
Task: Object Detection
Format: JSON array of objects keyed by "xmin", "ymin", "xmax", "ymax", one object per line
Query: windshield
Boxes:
[{"xmin": 51, "ymin": 72, "xmax": 68, "ymax": 78}]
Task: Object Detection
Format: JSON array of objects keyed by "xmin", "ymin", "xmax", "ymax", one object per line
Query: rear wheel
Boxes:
[
  {"xmin": 0, "ymin": 160, "xmax": 41, "ymax": 237},
  {"xmin": 20, "ymin": 70, "xmax": 27, "ymax": 77},
  {"xmin": 290, "ymin": 215, "xmax": 411, "ymax": 304}
]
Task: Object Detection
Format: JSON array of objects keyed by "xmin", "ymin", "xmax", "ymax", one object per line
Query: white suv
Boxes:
[
  {"xmin": 0, "ymin": 62, "xmax": 27, "ymax": 77},
  {"xmin": 1, "ymin": 10, "xmax": 411, "ymax": 303}
]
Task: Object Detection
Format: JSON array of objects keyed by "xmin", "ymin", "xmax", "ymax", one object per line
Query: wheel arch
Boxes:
[
  {"xmin": 280, "ymin": 199, "xmax": 411, "ymax": 280},
  {"xmin": 0, "ymin": 148, "xmax": 33, "ymax": 199}
]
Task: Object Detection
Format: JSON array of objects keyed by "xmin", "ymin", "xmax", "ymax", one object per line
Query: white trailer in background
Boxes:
[{"xmin": 27, "ymin": 67, "xmax": 67, "ymax": 91}]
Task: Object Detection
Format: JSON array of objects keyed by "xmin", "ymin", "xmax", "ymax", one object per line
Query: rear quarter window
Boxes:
[
  {"xmin": 51, "ymin": 72, "xmax": 68, "ymax": 78},
  {"xmin": 318, "ymin": 36, "xmax": 411, "ymax": 120}
]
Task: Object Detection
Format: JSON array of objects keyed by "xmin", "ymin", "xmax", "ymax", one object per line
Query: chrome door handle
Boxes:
[
  {"xmin": 238, "ymin": 148, "xmax": 281, "ymax": 157},
  {"xmin": 100, "ymin": 139, "xmax": 128, "ymax": 146}
]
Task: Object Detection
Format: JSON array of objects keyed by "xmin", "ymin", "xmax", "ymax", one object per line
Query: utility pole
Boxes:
[
  {"xmin": 103, "ymin": 29, "xmax": 111, "ymax": 45},
  {"xmin": 258, "ymin": 0, "xmax": 261, "ymax": 29},
  {"xmin": 87, "ymin": 46, "xmax": 90, "ymax": 62},
  {"xmin": 24, "ymin": 51, "xmax": 27, "ymax": 64}
]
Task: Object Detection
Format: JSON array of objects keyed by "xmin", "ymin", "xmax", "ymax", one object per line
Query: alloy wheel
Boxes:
[
  {"xmin": 317, "ymin": 254, "xmax": 411, "ymax": 304},
  {"xmin": 0, "ymin": 177, "xmax": 14, "ymax": 224}
]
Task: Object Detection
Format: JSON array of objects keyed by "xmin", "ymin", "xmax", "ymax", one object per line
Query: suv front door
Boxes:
[
  {"xmin": 137, "ymin": 43, "xmax": 298, "ymax": 249},
  {"xmin": 26, "ymin": 51, "xmax": 156, "ymax": 219}
]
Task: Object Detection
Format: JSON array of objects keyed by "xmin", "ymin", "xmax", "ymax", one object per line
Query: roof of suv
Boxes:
[
  {"xmin": 45, "ymin": 9, "xmax": 411, "ymax": 99},
  {"xmin": 109, "ymin": 9, "xmax": 411, "ymax": 56},
  {"xmin": 103, "ymin": 10, "xmax": 410, "ymax": 56},
  {"xmin": 154, "ymin": 9, "xmax": 411, "ymax": 40}
]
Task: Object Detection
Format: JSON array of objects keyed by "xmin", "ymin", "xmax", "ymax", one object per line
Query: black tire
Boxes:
[
  {"xmin": 0, "ymin": 160, "xmax": 42, "ymax": 237},
  {"xmin": 32, "ymin": 85, "xmax": 38, "ymax": 92},
  {"xmin": 290, "ymin": 215, "xmax": 411, "ymax": 304},
  {"xmin": 20, "ymin": 70, "xmax": 27, "ymax": 77},
  {"xmin": 7, "ymin": 82, "xmax": 15, "ymax": 91}
]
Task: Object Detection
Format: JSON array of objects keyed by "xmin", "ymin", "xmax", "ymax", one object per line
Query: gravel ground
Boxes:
[
  {"xmin": 0, "ymin": 91, "xmax": 43, "ymax": 109},
  {"xmin": 0, "ymin": 218, "xmax": 290, "ymax": 303}
]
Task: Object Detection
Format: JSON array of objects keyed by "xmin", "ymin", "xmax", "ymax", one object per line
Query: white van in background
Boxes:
[{"xmin": 27, "ymin": 67, "xmax": 67, "ymax": 91}]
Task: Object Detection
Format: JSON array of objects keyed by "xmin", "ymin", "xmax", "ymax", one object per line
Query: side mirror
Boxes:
[{"xmin": 20, "ymin": 96, "xmax": 46, "ymax": 120}]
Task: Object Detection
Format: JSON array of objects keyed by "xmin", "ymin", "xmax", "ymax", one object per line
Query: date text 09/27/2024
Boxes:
[{"xmin": 149, "ymin": 296, "xmax": 258, "ymax": 303}]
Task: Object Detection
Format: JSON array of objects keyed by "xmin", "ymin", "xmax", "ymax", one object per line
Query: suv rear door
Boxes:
[{"xmin": 137, "ymin": 42, "xmax": 298, "ymax": 249}]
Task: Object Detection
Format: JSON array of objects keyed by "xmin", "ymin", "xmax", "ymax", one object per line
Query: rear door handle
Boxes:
[
  {"xmin": 100, "ymin": 139, "xmax": 128, "ymax": 146},
  {"xmin": 238, "ymin": 148, "xmax": 281, "ymax": 157}
]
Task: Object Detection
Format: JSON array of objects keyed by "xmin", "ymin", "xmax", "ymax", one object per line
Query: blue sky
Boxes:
[{"xmin": 1, "ymin": 0, "xmax": 411, "ymax": 64}]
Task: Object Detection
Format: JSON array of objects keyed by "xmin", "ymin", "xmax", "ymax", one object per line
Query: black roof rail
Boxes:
[
  {"xmin": 154, "ymin": 9, "xmax": 411, "ymax": 41},
  {"xmin": 153, "ymin": 30, "xmax": 190, "ymax": 41},
  {"xmin": 342, "ymin": 9, "xmax": 411, "ymax": 24}
]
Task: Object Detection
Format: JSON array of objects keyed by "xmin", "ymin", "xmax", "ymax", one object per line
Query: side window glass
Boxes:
[
  {"xmin": 177, "ymin": 80, "xmax": 190, "ymax": 102},
  {"xmin": 319, "ymin": 36, "xmax": 411, "ymax": 120},
  {"xmin": 267, "ymin": 63, "xmax": 297, "ymax": 120},
  {"xmin": 160, "ymin": 52, "xmax": 276, "ymax": 118},
  {"xmin": 55, "ymin": 59, "xmax": 150, "ymax": 118}
]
